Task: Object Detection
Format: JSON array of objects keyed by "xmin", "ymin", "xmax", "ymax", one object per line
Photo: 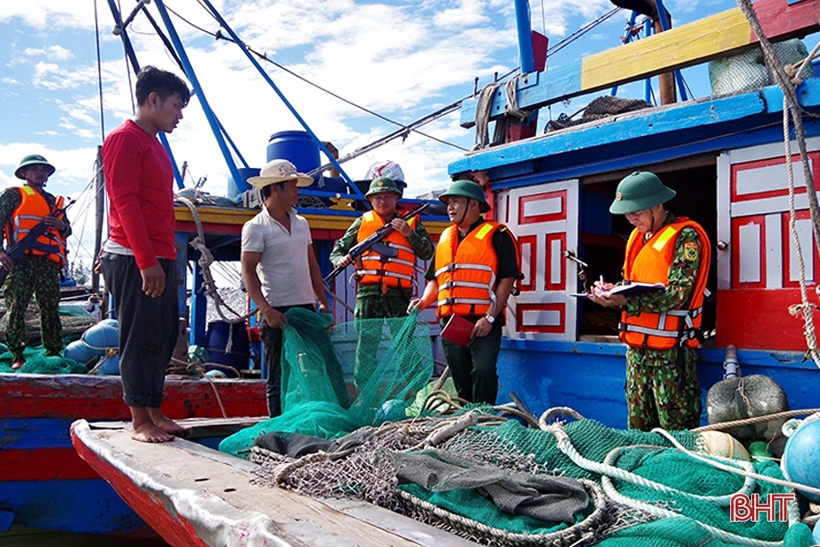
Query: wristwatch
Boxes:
[{"xmin": 484, "ymin": 313, "xmax": 495, "ymax": 324}]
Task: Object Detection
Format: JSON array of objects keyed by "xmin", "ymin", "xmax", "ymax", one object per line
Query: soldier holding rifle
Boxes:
[{"xmin": 329, "ymin": 176, "xmax": 433, "ymax": 390}]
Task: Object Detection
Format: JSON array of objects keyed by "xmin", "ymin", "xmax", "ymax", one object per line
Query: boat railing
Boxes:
[{"xmin": 458, "ymin": 0, "xmax": 820, "ymax": 141}]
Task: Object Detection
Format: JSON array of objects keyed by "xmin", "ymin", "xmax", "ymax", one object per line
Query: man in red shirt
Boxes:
[{"xmin": 100, "ymin": 66, "xmax": 190, "ymax": 443}]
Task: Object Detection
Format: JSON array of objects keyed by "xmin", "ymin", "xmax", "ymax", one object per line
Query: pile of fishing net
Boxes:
[
  {"xmin": 0, "ymin": 299, "xmax": 98, "ymax": 343},
  {"xmin": 0, "ymin": 344, "xmax": 87, "ymax": 374},
  {"xmin": 220, "ymin": 308, "xmax": 435, "ymax": 455},
  {"xmin": 709, "ymin": 38, "xmax": 813, "ymax": 97},
  {"xmin": 249, "ymin": 408, "xmax": 814, "ymax": 546},
  {"xmin": 219, "ymin": 309, "xmax": 815, "ymax": 546}
]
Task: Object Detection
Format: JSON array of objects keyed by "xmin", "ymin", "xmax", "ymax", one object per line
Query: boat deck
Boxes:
[{"xmin": 72, "ymin": 418, "xmax": 478, "ymax": 547}]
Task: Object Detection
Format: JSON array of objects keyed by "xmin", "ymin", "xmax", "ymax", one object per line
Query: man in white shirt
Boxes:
[{"xmin": 241, "ymin": 159, "xmax": 329, "ymax": 416}]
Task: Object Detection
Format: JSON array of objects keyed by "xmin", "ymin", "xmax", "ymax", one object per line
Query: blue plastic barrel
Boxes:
[
  {"xmin": 204, "ymin": 321, "xmax": 249, "ymax": 376},
  {"xmin": 228, "ymin": 167, "xmax": 260, "ymax": 200},
  {"xmin": 266, "ymin": 130, "xmax": 320, "ymax": 174}
]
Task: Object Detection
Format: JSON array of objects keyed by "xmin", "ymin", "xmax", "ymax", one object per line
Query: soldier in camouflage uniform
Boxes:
[
  {"xmin": 588, "ymin": 172, "xmax": 711, "ymax": 431},
  {"xmin": 330, "ymin": 177, "xmax": 433, "ymax": 389},
  {"xmin": 0, "ymin": 155, "xmax": 71, "ymax": 369}
]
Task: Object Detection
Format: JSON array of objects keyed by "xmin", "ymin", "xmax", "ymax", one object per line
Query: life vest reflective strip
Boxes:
[
  {"xmin": 619, "ymin": 219, "xmax": 711, "ymax": 350},
  {"xmin": 355, "ymin": 211, "xmax": 418, "ymax": 290},
  {"xmin": 7, "ymin": 186, "xmax": 66, "ymax": 267},
  {"xmin": 434, "ymin": 221, "xmax": 502, "ymax": 318}
]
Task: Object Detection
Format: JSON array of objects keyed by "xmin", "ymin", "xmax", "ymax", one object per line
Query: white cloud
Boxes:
[
  {"xmin": 0, "ymin": 2, "xmax": 96, "ymax": 30},
  {"xmin": 24, "ymin": 45, "xmax": 74, "ymax": 60},
  {"xmin": 434, "ymin": 0, "xmax": 490, "ymax": 27},
  {"xmin": 1, "ymin": 0, "xmax": 731, "ymax": 210}
]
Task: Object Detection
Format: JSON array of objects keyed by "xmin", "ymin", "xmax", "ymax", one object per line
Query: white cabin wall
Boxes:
[{"xmin": 495, "ymin": 179, "xmax": 580, "ymax": 341}]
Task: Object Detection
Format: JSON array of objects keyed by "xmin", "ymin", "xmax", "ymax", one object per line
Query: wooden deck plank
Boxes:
[{"xmin": 74, "ymin": 420, "xmax": 478, "ymax": 547}]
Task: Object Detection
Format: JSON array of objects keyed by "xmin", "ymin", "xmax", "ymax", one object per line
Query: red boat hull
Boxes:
[{"xmin": 0, "ymin": 373, "xmax": 266, "ymax": 534}]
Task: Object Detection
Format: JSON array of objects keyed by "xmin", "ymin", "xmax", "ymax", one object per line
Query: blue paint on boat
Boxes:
[
  {"xmin": 1, "ymin": 415, "xmax": 149, "ymax": 534},
  {"xmin": 1, "ymin": 480, "xmax": 144, "ymax": 534},
  {"xmin": 496, "ymin": 341, "xmax": 819, "ymax": 429}
]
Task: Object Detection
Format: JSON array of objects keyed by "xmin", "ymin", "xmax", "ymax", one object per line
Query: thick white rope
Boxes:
[
  {"xmin": 176, "ymin": 196, "xmax": 253, "ymax": 324},
  {"xmin": 547, "ymin": 421, "xmax": 786, "ymax": 547},
  {"xmin": 601, "ymin": 444, "xmax": 756, "ymax": 506},
  {"xmin": 546, "ymin": 422, "xmax": 755, "ymax": 505},
  {"xmin": 652, "ymin": 427, "xmax": 820, "ymax": 502}
]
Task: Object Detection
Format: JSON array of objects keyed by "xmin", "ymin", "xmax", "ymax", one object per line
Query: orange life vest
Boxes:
[
  {"xmin": 6, "ymin": 186, "xmax": 66, "ymax": 267},
  {"xmin": 355, "ymin": 211, "xmax": 419, "ymax": 291},
  {"xmin": 619, "ymin": 218, "xmax": 711, "ymax": 350},
  {"xmin": 435, "ymin": 221, "xmax": 509, "ymax": 318}
]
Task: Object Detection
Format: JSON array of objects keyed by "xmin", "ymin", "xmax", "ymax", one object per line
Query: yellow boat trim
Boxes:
[
  {"xmin": 174, "ymin": 205, "xmax": 448, "ymax": 236},
  {"xmin": 581, "ymin": 8, "xmax": 750, "ymax": 91}
]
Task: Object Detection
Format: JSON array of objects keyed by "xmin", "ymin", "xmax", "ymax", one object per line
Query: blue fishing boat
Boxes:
[
  {"xmin": 452, "ymin": 0, "xmax": 820, "ymax": 426},
  {"xmin": 64, "ymin": 0, "xmax": 820, "ymax": 544}
]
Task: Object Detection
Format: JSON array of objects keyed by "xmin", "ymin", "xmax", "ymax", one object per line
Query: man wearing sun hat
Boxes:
[
  {"xmin": 329, "ymin": 175, "xmax": 433, "ymax": 391},
  {"xmin": 586, "ymin": 171, "xmax": 711, "ymax": 431},
  {"xmin": 0, "ymin": 154, "xmax": 71, "ymax": 370},
  {"xmin": 241, "ymin": 158, "xmax": 330, "ymax": 416},
  {"xmin": 408, "ymin": 176, "xmax": 520, "ymax": 405}
]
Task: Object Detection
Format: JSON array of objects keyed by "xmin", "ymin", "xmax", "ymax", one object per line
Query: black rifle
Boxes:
[
  {"xmin": 0, "ymin": 201, "xmax": 71, "ymax": 287},
  {"xmin": 324, "ymin": 203, "xmax": 431, "ymax": 284}
]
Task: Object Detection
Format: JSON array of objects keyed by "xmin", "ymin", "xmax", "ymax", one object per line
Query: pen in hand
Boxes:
[{"xmin": 596, "ymin": 275, "xmax": 609, "ymax": 296}]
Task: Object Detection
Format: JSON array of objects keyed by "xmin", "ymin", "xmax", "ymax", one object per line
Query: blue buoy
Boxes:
[
  {"xmin": 65, "ymin": 339, "xmax": 101, "ymax": 367},
  {"xmin": 781, "ymin": 416, "xmax": 820, "ymax": 503},
  {"xmin": 97, "ymin": 354, "xmax": 120, "ymax": 375},
  {"xmin": 82, "ymin": 320, "xmax": 119, "ymax": 352}
]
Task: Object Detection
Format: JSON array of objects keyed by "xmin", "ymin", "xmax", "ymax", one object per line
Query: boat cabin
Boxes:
[{"xmin": 448, "ymin": 0, "xmax": 820, "ymax": 425}]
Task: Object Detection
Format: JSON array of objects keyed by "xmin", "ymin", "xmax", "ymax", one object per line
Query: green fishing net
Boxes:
[
  {"xmin": 435, "ymin": 419, "xmax": 794, "ymax": 546},
  {"xmin": 220, "ymin": 308, "xmax": 434, "ymax": 456},
  {"xmin": 0, "ymin": 345, "xmax": 87, "ymax": 374},
  {"xmin": 0, "ymin": 300, "xmax": 97, "ymax": 374},
  {"xmin": 219, "ymin": 309, "xmax": 810, "ymax": 547}
]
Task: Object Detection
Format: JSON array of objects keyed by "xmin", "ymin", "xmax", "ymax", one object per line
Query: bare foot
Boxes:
[
  {"xmin": 131, "ymin": 421, "xmax": 175, "ymax": 443},
  {"xmin": 148, "ymin": 409, "xmax": 191, "ymax": 438},
  {"xmin": 11, "ymin": 359, "xmax": 24, "ymax": 370}
]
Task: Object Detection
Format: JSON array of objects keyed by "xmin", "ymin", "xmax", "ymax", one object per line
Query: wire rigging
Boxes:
[
  {"xmin": 116, "ymin": 0, "xmax": 137, "ymax": 115},
  {"xmin": 546, "ymin": 7, "xmax": 622, "ymax": 59},
  {"xmin": 164, "ymin": 2, "xmax": 466, "ymax": 152},
  {"xmin": 94, "ymin": 0, "xmax": 106, "ymax": 142}
]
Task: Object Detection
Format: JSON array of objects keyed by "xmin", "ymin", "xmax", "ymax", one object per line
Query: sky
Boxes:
[{"xmin": 0, "ymin": 0, "xmax": 764, "ymax": 272}]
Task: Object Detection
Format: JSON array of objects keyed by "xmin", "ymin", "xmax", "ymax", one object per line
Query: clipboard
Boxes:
[
  {"xmin": 569, "ymin": 282, "xmax": 665, "ymax": 299},
  {"xmin": 440, "ymin": 314, "xmax": 475, "ymax": 347}
]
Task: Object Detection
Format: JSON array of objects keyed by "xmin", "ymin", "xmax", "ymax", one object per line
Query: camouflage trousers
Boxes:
[
  {"xmin": 625, "ymin": 345, "xmax": 702, "ymax": 431},
  {"xmin": 4, "ymin": 255, "xmax": 64, "ymax": 360}
]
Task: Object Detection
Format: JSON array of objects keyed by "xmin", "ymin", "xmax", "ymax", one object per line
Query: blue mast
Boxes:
[
  {"xmin": 106, "ymin": 0, "xmax": 185, "ymax": 188},
  {"xmin": 152, "ymin": 0, "xmax": 246, "ymax": 193},
  {"xmin": 514, "ymin": 0, "xmax": 536, "ymax": 74},
  {"xmin": 196, "ymin": 0, "xmax": 360, "ymax": 194}
]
